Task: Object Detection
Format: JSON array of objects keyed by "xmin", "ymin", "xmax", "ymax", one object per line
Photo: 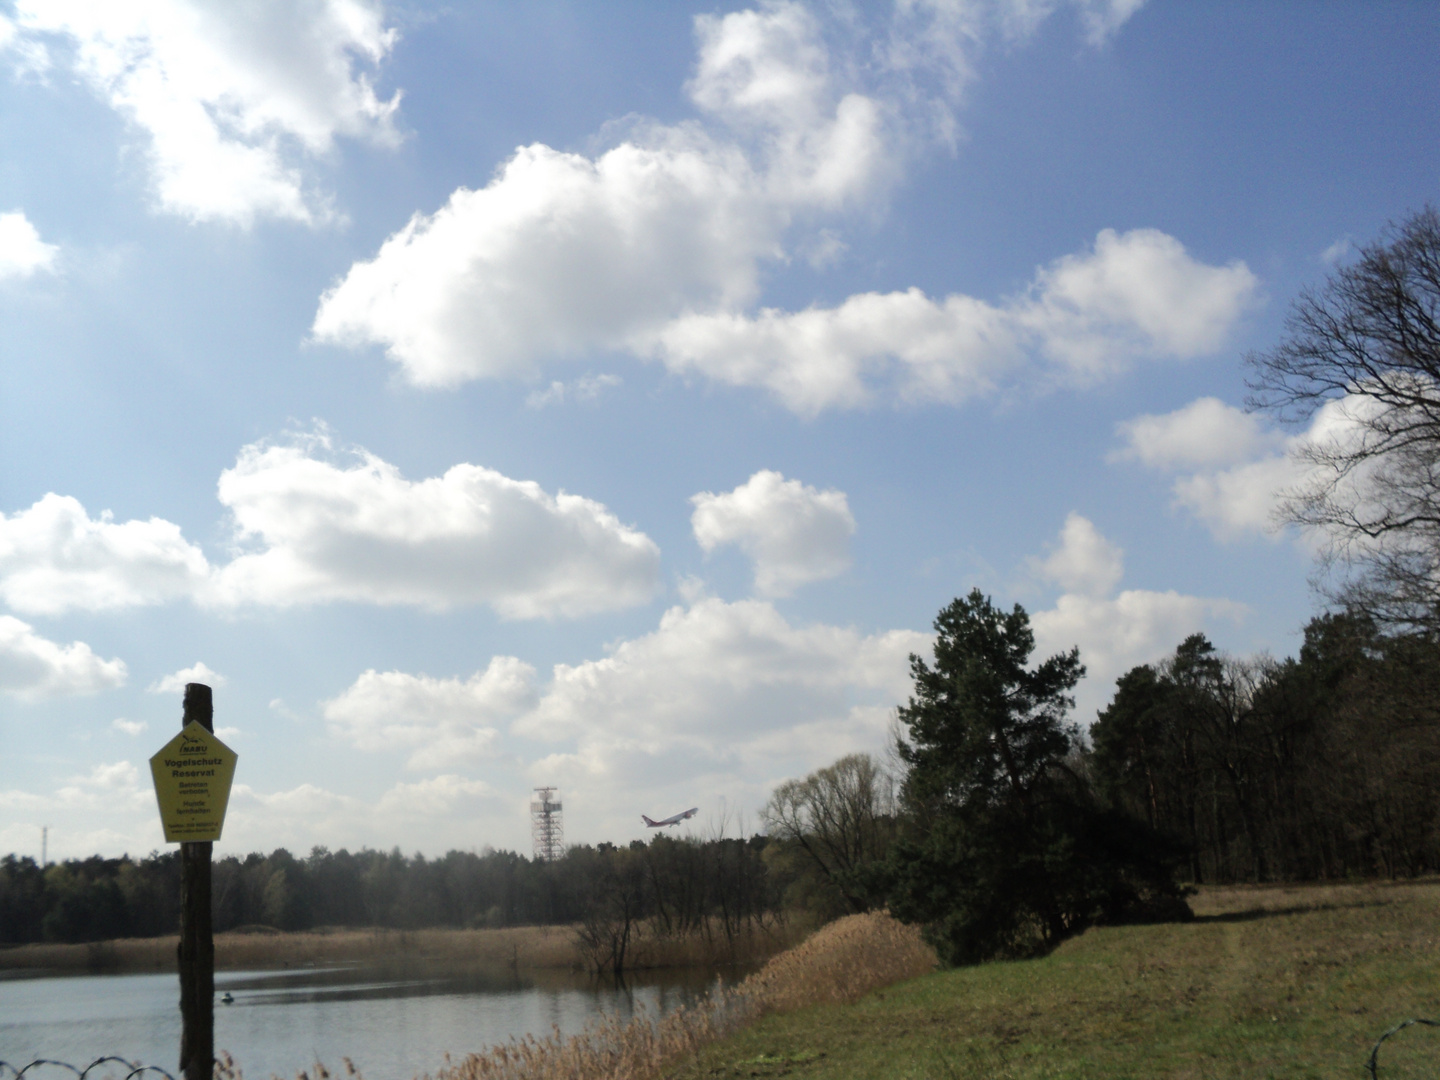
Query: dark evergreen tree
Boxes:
[{"xmin": 882, "ymin": 589, "xmax": 1189, "ymax": 966}]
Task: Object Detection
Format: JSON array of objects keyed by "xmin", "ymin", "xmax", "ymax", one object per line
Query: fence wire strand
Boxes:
[
  {"xmin": 5, "ymin": 1018, "xmax": 1435, "ymax": 1080},
  {"xmin": 0, "ymin": 1059, "xmax": 177, "ymax": 1080},
  {"xmin": 1365, "ymin": 1017, "xmax": 1440, "ymax": 1079}
]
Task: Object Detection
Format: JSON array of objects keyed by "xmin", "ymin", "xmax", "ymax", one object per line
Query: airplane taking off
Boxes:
[{"xmin": 642, "ymin": 807, "xmax": 699, "ymax": 828}]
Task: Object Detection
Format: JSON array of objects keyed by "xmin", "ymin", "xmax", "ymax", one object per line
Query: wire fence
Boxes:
[
  {"xmin": 5, "ymin": 1020, "xmax": 1437, "ymax": 1080},
  {"xmin": 0, "ymin": 1060, "xmax": 175, "ymax": 1080}
]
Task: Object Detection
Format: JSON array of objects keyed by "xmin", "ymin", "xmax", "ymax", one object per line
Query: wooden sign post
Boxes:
[{"xmin": 148, "ymin": 683, "xmax": 238, "ymax": 1080}]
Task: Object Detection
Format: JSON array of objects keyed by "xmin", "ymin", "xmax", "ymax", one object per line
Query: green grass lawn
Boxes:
[{"xmin": 674, "ymin": 881, "xmax": 1440, "ymax": 1080}]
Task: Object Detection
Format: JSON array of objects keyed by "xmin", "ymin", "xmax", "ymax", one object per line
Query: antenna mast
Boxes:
[{"xmin": 530, "ymin": 787, "xmax": 564, "ymax": 862}]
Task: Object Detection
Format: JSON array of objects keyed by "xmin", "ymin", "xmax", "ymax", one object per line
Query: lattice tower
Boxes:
[{"xmin": 530, "ymin": 787, "xmax": 564, "ymax": 862}]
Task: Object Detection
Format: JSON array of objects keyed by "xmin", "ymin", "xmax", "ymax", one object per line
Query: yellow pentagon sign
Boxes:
[{"xmin": 149, "ymin": 722, "xmax": 238, "ymax": 843}]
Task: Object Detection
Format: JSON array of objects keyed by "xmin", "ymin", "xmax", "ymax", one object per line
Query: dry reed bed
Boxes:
[
  {"xmin": 578, "ymin": 918, "xmax": 810, "ymax": 974},
  {"xmin": 0, "ymin": 921, "xmax": 805, "ymax": 978},
  {"xmin": 0, "ymin": 925, "xmax": 579, "ymax": 975},
  {"xmin": 428, "ymin": 912, "xmax": 938, "ymax": 1080}
]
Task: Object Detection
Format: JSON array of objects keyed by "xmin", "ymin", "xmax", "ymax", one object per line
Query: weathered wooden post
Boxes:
[
  {"xmin": 178, "ymin": 682, "xmax": 214, "ymax": 1080},
  {"xmin": 148, "ymin": 682, "xmax": 238, "ymax": 1080}
]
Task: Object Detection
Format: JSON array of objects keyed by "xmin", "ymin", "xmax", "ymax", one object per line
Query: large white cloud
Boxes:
[
  {"xmin": 0, "ymin": 493, "xmax": 211, "ymax": 615},
  {"xmin": 311, "ymin": 3, "xmax": 900, "ymax": 386},
  {"xmin": 290, "ymin": 596, "xmax": 926, "ymax": 843},
  {"xmin": 323, "ymin": 657, "xmax": 537, "ymax": 770},
  {"xmin": 691, "ymin": 470, "xmax": 855, "ymax": 596},
  {"xmin": 650, "ymin": 228, "xmax": 1257, "ymax": 413},
  {"xmin": 312, "ymin": 135, "xmax": 783, "ymax": 385},
  {"xmin": 688, "ymin": 3, "xmax": 891, "ymax": 208},
  {"xmin": 8, "ymin": 0, "xmax": 400, "ymax": 225},
  {"xmin": 210, "ymin": 431, "xmax": 660, "ymax": 617},
  {"xmin": 311, "ymin": 2, "xmax": 1177, "ymax": 412},
  {"xmin": 0, "ymin": 210, "xmax": 59, "ymax": 278},
  {"xmin": 1029, "ymin": 512, "xmax": 1123, "ymax": 597},
  {"xmin": 1111, "ymin": 396, "xmax": 1381, "ymax": 544},
  {"xmin": 1016, "ymin": 227, "xmax": 1258, "ymax": 377},
  {"xmin": 0, "ymin": 432, "xmax": 660, "ymax": 619},
  {"xmin": 0, "ymin": 615, "xmax": 127, "ymax": 699},
  {"xmin": 1027, "ymin": 514, "xmax": 1246, "ymax": 718},
  {"xmin": 506, "ymin": 597, "xmax": 928, "ymax": 835},
  {"xmin": 310, "ymin": 4, "xmax": 890, "ymax": 388},
  {"xmin": 1112, "ymin": 396, "xmax": 1284, "ymax": 471}
]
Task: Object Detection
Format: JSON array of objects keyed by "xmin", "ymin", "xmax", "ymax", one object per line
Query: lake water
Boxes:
[{"xmin": 0, "ymin": 965, "xmax": 715, "ymax": 1079}]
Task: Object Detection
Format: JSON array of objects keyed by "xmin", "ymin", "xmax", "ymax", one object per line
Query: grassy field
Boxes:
[{"xmin": 669, "ymin": 881, "xmax": 1440, "ymax": 1080}]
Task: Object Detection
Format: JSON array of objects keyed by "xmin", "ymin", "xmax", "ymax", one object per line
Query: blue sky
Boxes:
[{"xmin": 1, "ymin": 0, "xmax": 1436, "ymax": 861}]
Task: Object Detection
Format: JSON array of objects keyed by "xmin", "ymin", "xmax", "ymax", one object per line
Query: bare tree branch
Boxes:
[{"xmin": 1247, "ymin": 206, "xmax": 1440, "ymax": 629}]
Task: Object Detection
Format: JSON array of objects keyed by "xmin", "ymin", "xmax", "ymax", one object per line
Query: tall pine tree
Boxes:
[{"xmin": 883, "ymin": 589, "xmax": 1188, "ymax": 965}]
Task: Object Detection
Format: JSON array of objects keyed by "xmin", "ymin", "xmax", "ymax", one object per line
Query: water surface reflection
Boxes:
[{"xmin": 0, "ymin": 962, "xmax": 720, "ymax": 1079}]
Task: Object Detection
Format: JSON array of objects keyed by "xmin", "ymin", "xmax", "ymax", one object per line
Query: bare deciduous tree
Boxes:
[
  {"xmin": 1248, "ymin": 206, "xmax": 1440, "ymax": 629},
  {"xmin": 762, "ymin": 753, "xmax": 896, "ymax": 913}
]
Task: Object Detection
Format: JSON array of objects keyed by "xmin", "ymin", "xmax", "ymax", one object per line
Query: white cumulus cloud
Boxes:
[
  {"xmin": 649, "ymin": 229, "xmax": 1257, "ymax": 414},
  {"xmin": 312, "ymin": 3, "xmax": 1175, "ymax": 412},
  {"xmin": 311, "ymin": 3, "xmax": 882, "ymax": 386},
  {"xmin": 0, "ymin": 616, "xmax": 127, "ymax": 700},
  {"xmin": 0, "ymin": 493, "xmax": 212, "ymax": 616},
  {"xmin": 1016, "ymin": 228, "xmax": 1258, "ymax": 377},
  {"xmin": 0, "ymin": 210, "xmax": 58, "ymax": 278},
  {"xmin": 148, "ymin": 661, "xmax": 227, "ymax": 695},
  {"xmin": 1112, "ymin": 396, "xmax": 1284, "ymax": 470},
  {"xmin": 375, "ymin": 774, "xmax": 500, "ymax": 820},
  {"xmin": 0, "ymin": 430, "xmax": 661, "ymax": 619},
  {"xmin": 1027, "ymin": 514, "xmax": 1246, "ymax": 718},
  {"xmin": 511, "ymin": 596, "xmax": 927, "ymax": 835},
  {"xmin": 1030, "ymin": 512, "xmax": 1124, "ymax": 597},
  {"xmin": 311, "ymin": 130, "xmax": 792, "ymax": 386},
  {"xmin": 1110, "ymin": 396, "xmax": 1380, "ymax": 544},
  {"xmin": 9, "ymin": 0, "xmax": 401, "ymax": 225},
  {"xmin": 323, "ymin": 657, "xmax": 537, "ymax": 771},
  {"xmin": 210, "ymin": 430, "xmax": 660, "ymax": 617},
  {"xmin": 691, "ymin": 470, "xmax": 855, "ymax": 596}
]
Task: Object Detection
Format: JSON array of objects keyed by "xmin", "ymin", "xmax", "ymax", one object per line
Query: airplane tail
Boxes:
[{"xmin": 641, "ymin": 815, "xmax": 658, "ymax": 827}]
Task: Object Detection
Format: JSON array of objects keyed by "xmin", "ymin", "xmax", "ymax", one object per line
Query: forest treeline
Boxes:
[
  {"xmin": 0, "ymin": 834, "xmax": 780, "ymax": 956},
  {"xmin": 762, "ymin": 605, "xmax": 1440, "ymax": 965},
  {"xmin": 1090, "ymin": 613, "xmax": 1440, "ymax": 884},
  {"xmin": 6, "ymin": 608, "xmax": 1435, "ymax": 960}
]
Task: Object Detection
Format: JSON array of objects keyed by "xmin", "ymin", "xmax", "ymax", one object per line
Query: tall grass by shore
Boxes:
[
  {"xmin": 427, "ymin": 912, "xmax": 938, "ymax": 1080},
  {"xmin": 0, "ymin": 917, "xmax": 808, "ymax": 978},
  {"xmin": 0, "ymin": 925, "xmax": 579, "ymax": 976},
  {"xmin": 422, "ymin": 882, "xmax": 1440, "ymax": 1080}
]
